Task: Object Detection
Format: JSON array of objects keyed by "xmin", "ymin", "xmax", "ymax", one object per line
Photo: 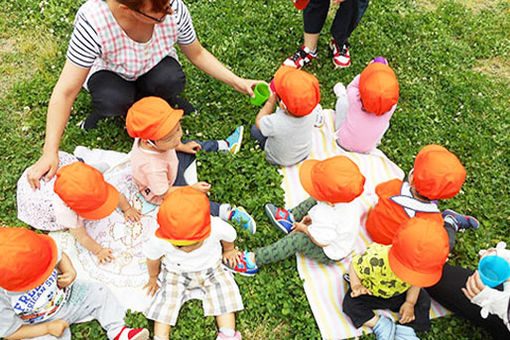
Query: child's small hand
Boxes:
[
  {"xmin": 123, "ymin": 206, "xmax": 141, "ymax": 222},
  {"xmin": 181, "ymin": 141, "xmax": 202, "ymax": 154},
  {"xmin": 191, "ymin": 181, "xmax": 211, "ymax": 193},
  {"xmin": 143, "ymin": 277, "xmax": 160, "ymax": 297},
  {"xmin": 222, "ymin": 248, "xmax": 242, "ymax": 267},
  {"xmin": 96, "ymin": 247, "xmax": 115, "ymax": 264},
  {"xmin": 291, "ymin": 222, "xmax": 307, "ymax": 233},
  {"xmin": 350, "ymin": 283, "xmax": 372, "ymax": 298},
  {"xmin": 46, "ymin": 319, "xmax": 70, "ymax": 337},
  {"xmin": 268, "ymin": 87, "xmax": 277, "ymax": 104},
  {"xmin": 399, "ymin": 301, "xmax": 416, "ymax": 324},
  {"xmin": 57, "ymin": 268, "xmax": 77, "ymax": 288},
  {"xmin": 300, "ymin": 215, "xmax": 312, "ymax": 226}
]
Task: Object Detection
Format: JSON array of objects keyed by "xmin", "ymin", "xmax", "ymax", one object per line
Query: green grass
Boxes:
[{"xmin": 0, "ymin": 0, "xmax": 509, "ymax": 339}]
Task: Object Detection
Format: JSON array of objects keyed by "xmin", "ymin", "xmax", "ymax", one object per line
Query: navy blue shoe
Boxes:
[{"xmin": 442, "ymin": 209, "xmax": 479, "ymax": 231}]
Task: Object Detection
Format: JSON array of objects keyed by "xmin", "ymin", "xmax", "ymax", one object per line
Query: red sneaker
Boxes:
[
  {"xmin": 330, "ymin": 39, "xmax": 351, "ymax": 68},
  {"xmin": 114, "ymin": 327, "xmax": 149, "ymax": 340},
  {"xmin": 282, "ymin": 45, "xmax": 318, "ymax": 69}
]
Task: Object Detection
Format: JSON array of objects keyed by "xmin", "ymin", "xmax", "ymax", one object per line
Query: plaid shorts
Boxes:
[{"xmin": 145, "ymin": 262, "xmax": 244, "ymax": 326}]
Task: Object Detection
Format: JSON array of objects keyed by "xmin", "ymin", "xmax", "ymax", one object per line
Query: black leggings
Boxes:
[
  {"xmin": 85, "ymin": 56, "xmax": 186, "ymax": 129},
  {"xmin": 426, "ymin": 264, "xmax": 510, "ymax": 340},
  {"xmin": 303, "ymin": 0, "xmax": 359, "ymax": 45}
]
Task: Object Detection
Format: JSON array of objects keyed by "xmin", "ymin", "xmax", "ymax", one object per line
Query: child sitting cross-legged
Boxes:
[
  {"xmin": 225, "ymin": 156, "xmax": 365, "ymax": 276},
  {"xmin": 143, "ymin": 187, "xmax": 244, "ymax": 340},
  {"xmin": 126, "ymin": 96, "xmax": 255, "ymax": 233},
  {"xmin": 0, "ymin": 227, "xmax": 148, "ymax": 340},
  {"xmin": 250, "ymin": 66, "xmax": 321, "ymax": 166},
  {"xmin": 343, "ymin": 217, "xmax": 450, "ymax": 339}
]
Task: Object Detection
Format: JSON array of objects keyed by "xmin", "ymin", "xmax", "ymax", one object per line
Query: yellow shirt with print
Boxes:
[{"xmin": 353, "ymin": 243, "xmax": 409, "ymax": 298}]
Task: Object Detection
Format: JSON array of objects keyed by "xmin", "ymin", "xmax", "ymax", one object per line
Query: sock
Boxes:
[
  {"xmin": 154, "ymin": 337, "xmax": 169, "ymax": 340},
  {"xmin": 217, "ymin": 140, "xmax": 228, "ymax": 151},
  {"xmin": 218, "ymin": 327, "xmax": 235, "ymax": 337},
  {"xmin": 219, "ymin": 204, "xmax": 232, "ymax": 221}
]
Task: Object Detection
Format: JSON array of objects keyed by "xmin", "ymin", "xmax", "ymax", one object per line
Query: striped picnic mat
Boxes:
[{"xmin": 279, "ymin": 109, "xmax": 450, "ymax": 339}]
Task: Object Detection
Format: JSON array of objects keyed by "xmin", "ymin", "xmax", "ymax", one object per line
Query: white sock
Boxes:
[
  {"xmin": 154, "ymin": 337, "xmax": 169, "ymax": 340},
  {"xmin": 218, "ymin": 327, "xmax": 235, "ymax": 337},
  {"xmin": 219, "ymin": 204, "xmax": 232, "ymax": 221},
  {"xmin": 217, "ymin": 140, "xmax": 228, "ymax": 151}
]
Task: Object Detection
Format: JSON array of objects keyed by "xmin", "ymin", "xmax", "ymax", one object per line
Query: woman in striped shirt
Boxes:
[{"xmin": 27, "ymin": 0, "xmax": 260, "ymax": 189}]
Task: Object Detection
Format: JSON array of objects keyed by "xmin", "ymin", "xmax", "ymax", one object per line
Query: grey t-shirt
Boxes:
[{"xmin": 260, "ymin": 106, "xmax": 316, "ymax": 166}]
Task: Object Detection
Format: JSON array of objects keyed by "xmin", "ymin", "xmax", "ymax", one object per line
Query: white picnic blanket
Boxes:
[{"xmin": 280, "ymin": 109, "xmax": 450, "ymax": 339}]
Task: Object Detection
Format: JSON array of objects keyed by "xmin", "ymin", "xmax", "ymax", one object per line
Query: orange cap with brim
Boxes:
[
  {"xmin": 359, "ymin": 63, "xmax": 399, "ymax": 116},
  {"xmin": 0, "ymin": 227, "xmax": 58, "ymax": 292},
  {"xmin": 293, "ymin": 0, "xmax": 310, "ymax": 10},
  {"xmin": 54, "ymin": 162, "xmax": 120, "ymax": 220},
  {"xmin": 413, "ymin": 144, "xmax": 466, "ymax": 200},
  {"xmin": 156, "ymin": 186, "xmax": 211, "ymax": 245},
  {"xmin": 274, "ymin": 66, "xmax": 321, "ymax": 117},
  {"xmin": 388, "ymin": 217, "xmax": 449, "ymax": 287},
  {"xmin": 126, "ymin": 97, "xmax": 184, "ymax": 140},
  {"xmin": 299, "ymin": 156, "xmax": 365, "ymax": 204}
]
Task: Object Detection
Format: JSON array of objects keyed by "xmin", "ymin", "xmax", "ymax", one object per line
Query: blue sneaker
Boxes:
[
  {"xmin": 223, "ymin": 251, "xmax": 258, "ymax": 276},
  {"xmin": 373, "ymin": 315, "xmax": 396, "ymax": 340},
  {"xmin": 394, "ymin": 325, "xmax": 419, "ymax": 340},
  {"xmin": 225, "ymin": 126, "xmax": 244, "ymax": 154},
  {"xmin": 264, "ymin": 203, "xmax": 294, "ymax": 233},
  {"xmin": 442, "ymin": 209, "xmax": 479, "ymax": 231},
  {"xmin": 229, "ymin": 206, "xmax": 256, "ymax": 234}
]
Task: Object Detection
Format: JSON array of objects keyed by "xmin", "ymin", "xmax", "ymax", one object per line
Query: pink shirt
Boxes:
[
  {"xmin": 336, "ymin": 75, "xmax": 397, "ymax": 153},
  {"xmin": 130, "ymin": 139, "xmax": 179, "ymax": 205}
]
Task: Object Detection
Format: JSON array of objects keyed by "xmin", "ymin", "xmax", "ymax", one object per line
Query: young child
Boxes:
[
  {"xmin": 19, "ymin": 160, "xmax": 141, "ymax": 264},
  {"xmin": 143, "ymin": 187, "xmax": 244, "ymax": 340},
  {"xmin": 0, "ymin": 227, "xmax": 149, "ymax": 340},
  {"xmin": 366, "ymin": 144, "xmax": 478, "ymax": 248},
  {"xmin": 335, "ymin": 58, "xmax": 399, "ymax": 153},
  {"xmin": 250, "ymin": 66, "xmax": 321, "ymax": 166},
  {"xmin": 226, "ymin": 156, "xmax": 365, "ymax": 276},
  {"xmin": 126, "ymin": 96, "xmax": 255, "ymax": 233},
  {"xmin": 343, "ymin": 217, "xmax": 450, "ymax": 339}
]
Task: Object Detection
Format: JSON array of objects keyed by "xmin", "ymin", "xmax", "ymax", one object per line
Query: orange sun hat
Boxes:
[
  {"xmin": 413, "ymin": 144, "xmax": 466, "ymax": 200},
  {"xmin": 0, "ymin": 227, "xmax": 58, "ymax": 292},
  {"xmin": 293, "ymin": 0, "xmax": 310, "ymax": 10},
  {"xmin": 388, "ymin": 217, "xmax": 449, "ymax": 287},
  {"xmin": 299, "ymin": 155, "xmax": 365, "ymax": 204},
  {"xmin": 359, "ymin": 63, "xmax": 399, "ymax": 116},
  {"xmin": 156, "ymin": 186, "xmax": 211, "ymax": 246},
  {"xmin": 54, "ymin": 162, "xmax": 120, "ymax": 220},
  {"xmin": 273, "ymin": 66, "xmax": 321, "ymax": 117},
  {"xmin": 126, "ymin": 96, "xmax": 184, "ymax": 140}
]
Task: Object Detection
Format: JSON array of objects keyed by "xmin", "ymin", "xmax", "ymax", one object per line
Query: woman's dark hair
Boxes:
[{"xmin": 111, "ymin": 0, "xmax": 169, "ymax": 12}]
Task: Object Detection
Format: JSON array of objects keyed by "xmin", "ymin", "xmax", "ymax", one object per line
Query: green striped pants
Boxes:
[{"xmin": 254, "ymin": 197, "xmax": 337, "ymax": 265}]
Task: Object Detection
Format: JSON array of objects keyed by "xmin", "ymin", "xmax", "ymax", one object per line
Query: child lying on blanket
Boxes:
[
  {"xmin": 18, "ymin": 159, "xmax": 141, "ymax": 264},
  {"xmin": 224, "ymin": 156, "xmax": 365, "ymax": 276},
  {"xmin": 143, "ymin": 187, "xmax": 244, "ymax": 340},
  {"xmin": 343, "ymin": 217, "xmax": 449, "ymax": 340},
  {"xmin": 268, "ymin": 144, "xmax": 478, "ymax": 251},
  {"xmin": 0, "ymin": 227, "xmax": 148, "ymax": 340},
  {"xmin": 334, "ymin": 58, "xmax": 399, "ymax": 154},
  {"xmin": 250, "ymin": 66, "xmax": 321, "ymax": 166},
  {"xmin": 126, "ymin": 96, "xmax": 255, "ymax": 233}
]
